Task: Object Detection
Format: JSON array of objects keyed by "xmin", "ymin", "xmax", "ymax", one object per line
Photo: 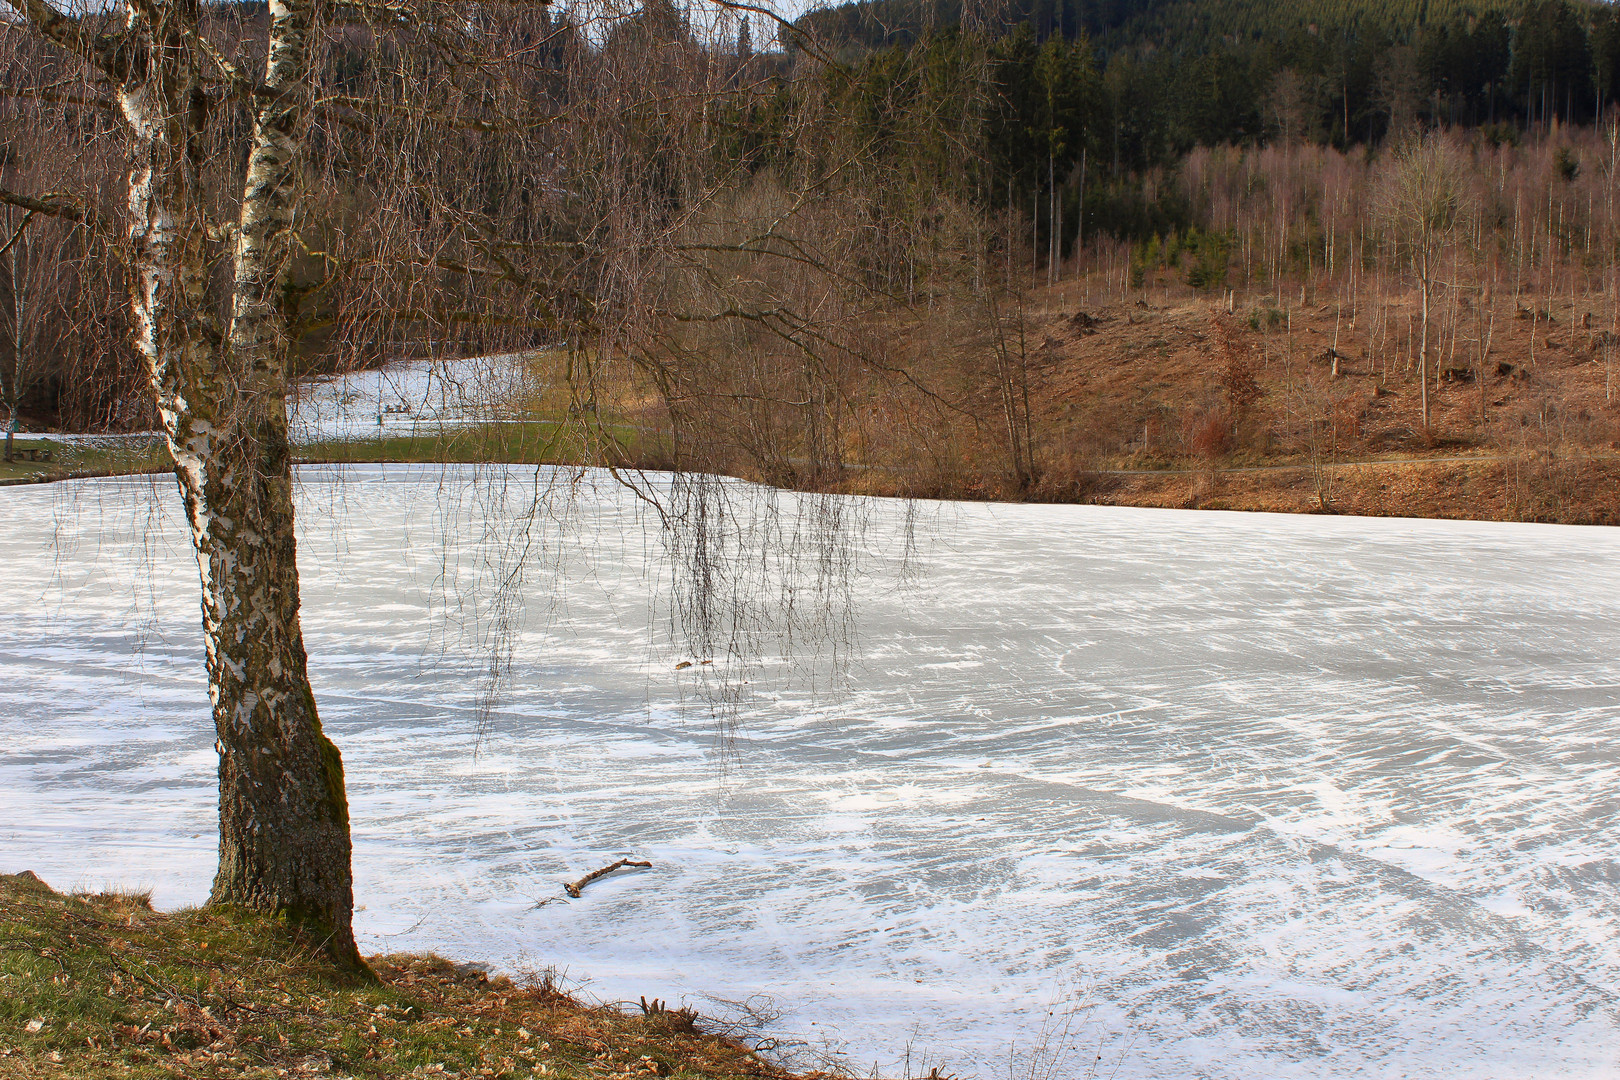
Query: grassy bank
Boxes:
[
  {"xmin": 0, "ymin": 439, "xmax": 168, "ymax": 486},
  {"xmin": 294, "ymin": 420, "xmax": 665, "ymax": 469},
  {"xmin": 0, "ymin": 872, "xmax": 788, "ymax": 1080}
]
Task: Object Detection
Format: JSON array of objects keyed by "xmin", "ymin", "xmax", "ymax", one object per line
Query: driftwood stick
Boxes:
[{"xmin": 564, "ymin": 858, "xmax": 652, "ymax": 898}]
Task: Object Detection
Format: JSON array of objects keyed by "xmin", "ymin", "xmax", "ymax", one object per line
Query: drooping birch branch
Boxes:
[{"xmin": 314, "ymin": 93, "xmax": 561, "ymax": 133}]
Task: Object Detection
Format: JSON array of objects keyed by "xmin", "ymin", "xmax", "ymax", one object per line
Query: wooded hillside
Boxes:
[{"xmin": 3, "ymin": 0, "xmax": 1617, "ymax": 521}]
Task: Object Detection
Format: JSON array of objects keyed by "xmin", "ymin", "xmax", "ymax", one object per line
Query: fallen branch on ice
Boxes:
[{"xmin": 564, "ymin": 859, "xmax": 652, "ymax": 898}]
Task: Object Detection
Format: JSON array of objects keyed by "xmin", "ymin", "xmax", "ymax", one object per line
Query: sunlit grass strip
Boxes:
[
  {"xmin": 294, "ymin": 420, "xmax": 671, "ymax": 469},
  {"xmin": 0, "ymin": 439, "xmax": 169, "ymax": 485}
]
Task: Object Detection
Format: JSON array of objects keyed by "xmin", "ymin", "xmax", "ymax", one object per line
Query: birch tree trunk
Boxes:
[
  {"xmin": 16, "ymin": 0, "xmax": 360, "ymax": 965},
  {"xmin": 1, "ymin": 223, "xmax": 20, "ymax": 462},
  {"xmin": 213, "ymin": 0, "xmax": 359, "ymax": 968}
]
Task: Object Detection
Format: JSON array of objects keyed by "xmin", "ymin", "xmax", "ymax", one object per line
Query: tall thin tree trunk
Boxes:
[
  {"xmin": 1006, "ymin": 176, "xmax": 1013, "ymax": 291},
  {"xmin": 1048, "ymin": 152, "xmax": 1056, "ymax": 286},
  {"xmin": 1420, "ymin": 271, "xmax": 1430, "ymax": 431},
  {"xmin": 1, "ymin": 234, "xmax": 16, "ymax": 463},
  {"xmin": 1075, "ymin": 147, "xmax": 1085, "ymax": 280}
]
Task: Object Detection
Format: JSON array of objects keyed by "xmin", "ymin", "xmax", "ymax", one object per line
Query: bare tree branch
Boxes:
[
  {"xmin": 183, "ymin": 27, "xmax": 257, "ymax": 97},
  {"xmin": 706, "ymin": 0, "xmax": 848, "ymax": 77},
  {"xmin": 9, "ymin": 0, "xmax": 133, "ymax": 79},
  {"xmin": 0, "ymin": 186, "xmax": 89, "ymax": 226},
  {"xmin": 0, "ymin": 84, "xmax": 117, "ymax": 111},
  {"xmin": 0, "ymin": 210, "xmax": 38, "ymax": 260}
]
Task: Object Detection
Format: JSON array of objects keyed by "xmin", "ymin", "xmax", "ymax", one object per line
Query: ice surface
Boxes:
[
  {"xmin": 4, "ymin": 465, "xmax": 1620, "ymax": 1079},
  {"xmin": 287, "ymin": 355, "xmax": 540, "ymax": 442},
  {"xmin": 26, "ymin": 354, "xmax": 536, "ymax": 446}
]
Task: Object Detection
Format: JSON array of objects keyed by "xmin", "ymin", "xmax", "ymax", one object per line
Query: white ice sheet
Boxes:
[{"xmin": 3, "ymin": 465, "xmax": 1619, "ymax": 1079}]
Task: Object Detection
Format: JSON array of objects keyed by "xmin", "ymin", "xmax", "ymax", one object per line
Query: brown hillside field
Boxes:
[{"xmin": 812, "ymin": 274, "xmax": 1620, "ymax": 525}]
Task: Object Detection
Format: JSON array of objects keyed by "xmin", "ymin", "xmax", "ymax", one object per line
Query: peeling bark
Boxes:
[{"xmin": 206, "ymin": 0, "xmax": 361, "ymax": 969}]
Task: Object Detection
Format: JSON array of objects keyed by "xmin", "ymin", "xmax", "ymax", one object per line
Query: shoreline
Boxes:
[
  {"xmin": 6, "ymin": 435, "xmax": 1616, "ymax": 526},
  {"xmin": 1, "ymin": 870, "xmax": 793, "ymax": 1080}
]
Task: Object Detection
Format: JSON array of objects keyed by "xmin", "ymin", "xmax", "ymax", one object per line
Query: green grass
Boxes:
[
  {"xmin": 0, "ymin": 438, "xmax": 168, "ymax": 486},
  {"xmin": 295, "ymin": 420, "xmax": 668, "ymax": 469},
  {"xmin": 0, "ymin": 872, "xmax": 787, "ymax": 1080}
]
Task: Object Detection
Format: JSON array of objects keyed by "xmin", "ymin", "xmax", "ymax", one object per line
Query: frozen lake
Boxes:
[{"xmin": 4, "ymin": 465, "xmax": 1619, "ymax": 1079}]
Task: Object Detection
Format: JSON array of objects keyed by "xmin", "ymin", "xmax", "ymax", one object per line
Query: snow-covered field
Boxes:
[{"xmin": 3, "ymin": 465, "xmax": 1619, "ymax": 1079}]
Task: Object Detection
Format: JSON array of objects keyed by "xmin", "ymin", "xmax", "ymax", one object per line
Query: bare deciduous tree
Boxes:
[
  {"xmin": 0, "ymin": 199, "xmax": 50, "ymax": 460},
  {"xmin": 1379, "ymin": 132, "xmax": 1472, "ymax": 431},
  {"xmin": 3, "ymin": 0, "xmax": 362, "ymax": 962}
]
